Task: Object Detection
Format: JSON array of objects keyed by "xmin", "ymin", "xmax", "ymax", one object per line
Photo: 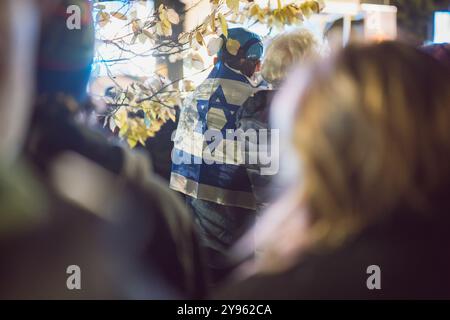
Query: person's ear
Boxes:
[{"xmin": 255, "ymin": 60, "xmax": 262, "ymax": 73}]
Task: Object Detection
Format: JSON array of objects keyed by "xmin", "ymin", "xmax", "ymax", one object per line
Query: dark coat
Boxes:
[
  {"xmin": 23, "ymin": 95, "xmax": 207, "ymax": 298},
  {"xmin": 216, "ymin": 209, "xmax": 450, "ymax": 299}
]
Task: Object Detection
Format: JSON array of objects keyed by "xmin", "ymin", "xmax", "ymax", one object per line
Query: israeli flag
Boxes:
[{"xmin": 170, "ymin": 62, "xmax": 262, "ymax": 210}]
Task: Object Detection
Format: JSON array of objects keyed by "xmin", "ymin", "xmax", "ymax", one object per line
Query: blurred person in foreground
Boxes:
[
  {"xmin": 0, "ymin": 0, "xmax": 120, "ymax": 299},
  {"xmin": 29, "ymin": 0, "xmax": 138, "ymax": 178},
  {"xmin": 170, "ymin": 28, "xmax": 264, "ymax": 284},
  {"xmin": 236, "ymin": 28, "xmax": 321, "ymax": 212},
  {"xmin": 0, "ymin": 0, "xmax": 205, "ymax": 299},
  {"xmin": 217, "ymin": 42, "xmax": 450, "ymax": 299}
]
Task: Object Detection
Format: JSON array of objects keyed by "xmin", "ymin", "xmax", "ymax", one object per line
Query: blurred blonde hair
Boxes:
[
  {"xmin": 295, "ymin": 42, "xmax": 450, "ymax": 249},
  {"xmin": 251, "ymin": 42, "xmax": 450, "ymax": 273},
  {"xmin": 261, "ymin": 28, "xmax": 319, "ymax": 86}
]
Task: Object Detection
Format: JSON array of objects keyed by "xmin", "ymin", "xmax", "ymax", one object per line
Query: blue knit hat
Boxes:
[{"xmin": 218, "ymin": 27, "xmax": 264, "ymax": 61}]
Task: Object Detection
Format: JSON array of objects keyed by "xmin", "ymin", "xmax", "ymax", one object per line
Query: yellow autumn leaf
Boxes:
[
  {"xmin": 111, "ymin": 12, "xmax": 127, "ymax": 20},
  {"xmin": 195, "ymin": 31, "xmax": 205, "ymax": 46},
  {"xmin": 267, "ymin": 15, "xmax": 275, "ymax": 27},
  {"xmin": 178, "ymin": 32, "xmax": 189, "ymax": 44},
  {"xmin": 114, "ymin": 108, "xmax": 128, "ymax": 128},
  {"xmin": 96, "ymin": 12, "xmax": 110, "ymax": 27},
  {"xmin": 131, "ymin": 19, "xmax": 141, "ymax": 35},
  {"xmin": 300, "ymin": 3, "xmax": 314, "ymax": 18},
  {"xmin": 287, "ymin": 4, "xmax": 298, "ymax": 16},
  {"xmin": 219, "ymin": 13, "xmax": 228, "ymax": 38},
  {"xmin": 159, "ymin": 6, "xmax": 174, "ymax": 32},
  {"xmin": 226, "ymin": 39, "xmax": 240, "ymax": 56},
  {"xmin": 127, "ymin": 137, "xmax": 138, "ymax": 149},
  {"xmin": 168, "ymin": 110, "xmax": 177, "ymax": 122},
  {"xmin": 143, "ymin": 29, "xmax": 154, "ymax": 40},
  {"xmin": 273, "ymin": 9, "xmax": 286, "ymax": 24},
  {"xmin": 249, "ymin": 4, "xmax": 261, "ymax": 17},
  {"xmin": 226, "ymin": 0, "xmax": 240, "ymax": 12},
  {"xmin": 119, "ymin": 124, "xmax": 129, "ymax": 138},
  {"xmin": 190, "ymin": 52, "xmax": 205, "ymax": 70},
  {"xmin": 210, "ymin": 11, "xmax": 216, "ymax": 32},
  {"xmin": 250, "ymin": 4, "xmax": 266, "ymax": 23},
  {"xmin": 300, "ymin": 1, "xmax": 315, "ymax": 14},
  {"xmin": 156, "ymin": 21, "xmax": 172, "ymax": 37},
  {"xmin": 162, "ymin": 16, "xmax": 172, "ymax": 29},
  {"xmin": 167, "ymin": 8, "xmax": 180, "ymax": 24},
  {"xmin": 182, "ymin": 80, "xmax": 196, "ymax": 92}
]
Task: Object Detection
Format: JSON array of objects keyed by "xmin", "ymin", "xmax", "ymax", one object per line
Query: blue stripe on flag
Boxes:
[{"xmin": 172, "ymin": 149, "xmax": 253, "ymax": 193}]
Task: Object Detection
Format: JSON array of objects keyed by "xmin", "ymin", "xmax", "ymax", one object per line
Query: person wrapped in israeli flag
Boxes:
[{"xmin": 170, "ymin": 28, "xmax": 265, "ymax": 282}]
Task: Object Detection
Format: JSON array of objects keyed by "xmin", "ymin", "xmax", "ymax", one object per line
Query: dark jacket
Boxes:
[
  {"xmin": 142, "ymin": 109, "xmax": 179, "ymax": 182},
  {"xmin": 216, "ymin": 209, "xmax": 450, "ymax": 299},
  {"xmin": 24, "ymin": 95, "xmax": 207, "ymax": 298}
]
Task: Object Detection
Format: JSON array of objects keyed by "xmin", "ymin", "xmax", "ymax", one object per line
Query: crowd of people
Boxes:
[{"xmin": 0, "ymin": 0, "xmax": 449, "ymax": 299}]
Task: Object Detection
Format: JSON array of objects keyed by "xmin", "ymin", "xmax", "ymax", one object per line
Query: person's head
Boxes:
[
  {"xmin": 247, "ymin": 42, "xmax": 450, "ymax": 273},
  {"xmin": 261, "ymin": 28, "xmax": 320, "ymax": 87},
  {"xmin": 0, "ymin": 0, "xmax": 40, "ymax": 164},
  {"xmin": 291, "ymin": 42, "xmax": 450, "ymax": 249},
  {"xmin": 37, "ymin": 0, "xmax": 95, "ymax": 103},
  {"xmin": 217, "ymin": 27, "xmax": 264, "ymax": 78}
]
